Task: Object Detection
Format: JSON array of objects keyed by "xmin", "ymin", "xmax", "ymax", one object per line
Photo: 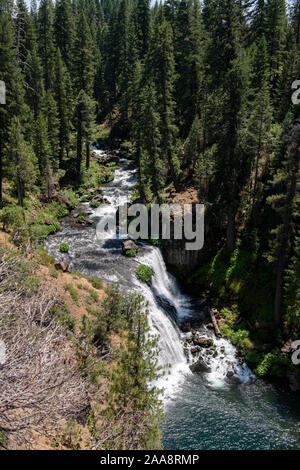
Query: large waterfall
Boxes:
[{"xmin": 44, "ymin": 150, "xmax": 252, "ymax": 397}]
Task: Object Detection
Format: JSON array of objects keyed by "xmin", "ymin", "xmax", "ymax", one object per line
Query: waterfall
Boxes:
[{"xmin": 44, "ymin": 149, "xmax": 253, "ymax": 400}]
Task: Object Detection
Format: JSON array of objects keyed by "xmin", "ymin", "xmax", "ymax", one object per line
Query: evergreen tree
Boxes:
[
  {"xmin": 37, "ymin": 0, "xmax": 55, "ymax": 90},
  {"xmin": 0, "ymin": 0, "xmax": 27, "ymax": 202},
  {"xmin": 54, "ymin": 0, "xmax": 75, "ymax": 69},
  {"xmin": 54, "ymin": 49, "xmax": 71, "ymax": 168},
  {"xmin": 73, "ymin": 11, "xmax": 95, "ymax": 96},
  {"xmin": 267, "ymin": 119, "xmax": 300, "ymax": 325},
  {"xmin": 8, "ymin": 117, "xmax": 36, "ymax": 208},
  {"xmin": 284, "ymin": 235, "xmax": 300, "ymax": 336},
  {"xmin": 147, "ymin": 19, "xmax": 180, "ymax": 187},
  {"xmin": 107, "ymin": 294, "xmax": 163, "ymax": 449},
  {"xmin": 134, "ymin": 0, "xmax": 151, "ymax": 59}
]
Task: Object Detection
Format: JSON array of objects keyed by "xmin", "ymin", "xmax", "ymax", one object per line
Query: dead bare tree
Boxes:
[{"xmin": 0, "ymin": 249, "xmax": 88, "ymax": 449}]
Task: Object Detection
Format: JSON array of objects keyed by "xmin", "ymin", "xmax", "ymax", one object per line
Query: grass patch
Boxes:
[{"xmin": 64, "ymin": 284, "xmax": 79, "ymax": 305}]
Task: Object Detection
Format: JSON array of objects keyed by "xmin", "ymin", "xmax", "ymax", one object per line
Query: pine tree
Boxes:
[
  {"xmin": 291, "ymin": 0, "xmax": 300, "ymax": 46},
  {"xmin": 248, "ymin": 35, "xmax": 273, "ymax": 218},
  {"xmin": 74, "ymin": 89, "xmax": 95, "ymax": 178},
  {"xmin": 54, "ymin": 0, "xmax": 75, "ymax": 69},
  {"xmin": 54, "ymin": 49, "xmax": 71, "ymax": 168},
  {"xmin": 32, "ymin": 111, "xmax": 51, "ymax": 181},
  {"xmin": 265, "ymin": 0, "xmax": 287, "ymax": 97},
  {"xmin": 134, "ymin": 0, "xmax": 151, "ymax": 59},
  {"xmin": 37, "ymin": 0, "xmax": 56, "ymax": 90},
  {"xmin": 284, "ymin": 235, "xmax": 300, "ymax": 336},
  {"xmin": 43, "ymin": 90, "xmax": 59, "ymax": 168},
  {"xmin": 267, "ymin": 119, "xmax": 300, "ymax": 325},
  {"xmin": 133, "ymin": 79, "xmax": 163, "ymax": 201},
  {"xmin": 107, "ymin": 293, "xmax": 163, "ymax": 449},
  {"xmin": 9, "ymin": 117, "xmax": 37, "ymax": 208},
  {"xmin": 73, "ymin": 11, "xmax": 95, "ymax": 96},
  {"xmin": 0, "ymin": 0, "xmax": 27, "ymax": 202},
  {"xmin": 147, "ymin": 18, "xmax": 180, "ymax": 187}
]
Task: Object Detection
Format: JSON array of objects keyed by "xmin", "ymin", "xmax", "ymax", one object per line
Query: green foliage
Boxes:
[
  {"xmin": 85, "ymin": 276, "xmax": 103, "ymax": 289},
  {"xmin": 90, "ymin": 200, "xmax": 102, "ymax": 208},
  {"xmin": 64, "ymin": 283, "xmax": 79, "ymax": 305},
  {"xmin": 0, "ymin": 204, "xmax": 24, "ymax": 231},
  {"xmin": 51, "ymin": 304, "xmax": 75, "ymax": 330},
  {"xmin": 125, "ymin": 249, "xmax": 137, "ymax": 257},
  {"xmin": 59, "ymin": 243, "xmax": 69, "ymax": 253},
  {"xmin": 255, "ymin": 350, "xmax": 290, "ymax": 377},
  {"xmin": 219, "ymin": 308, "xmax": 254, "ymax": 352},
  {"xmin": 62, "ymin": 189, "xmax": 78, "ymax": 208},
  {"xmin": 136, "ymin": 264, "xmax": 154, "ymax": 283}
]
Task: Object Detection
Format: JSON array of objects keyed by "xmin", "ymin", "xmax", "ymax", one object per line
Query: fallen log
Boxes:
[{"xmin": 210, "ymin": 309, "xmax": 222, "ymax": 337}]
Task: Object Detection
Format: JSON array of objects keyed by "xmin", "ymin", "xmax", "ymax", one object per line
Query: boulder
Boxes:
[
  {"xmin": 122, "ymin": 240, "xmax": 138, "ymax": 254},
  {"xmin": 286, "ymin": 371, "xmax": 300, "ymax": 392},
  {"xmin": 54, "ymin": 193, "xmax": 73, "ymax": 209},
  {"xmin": 190, "ymin": 347, "xmax": 200, "ymax": 355},
  {"xmin": 189, "ymin": 359, "xmax": 211, "ymax": 374},
  {"xmin": 54, "ymin": 261, "xmax": 70, "ymax": 272},
  {"xmin": 92, "ymin": 194, "xmax": 104, "ymax": 203},
  {"xmin": 193, "ymin": 336, "xmax": 214, "ymax": 348},
  {"xmin": 45, "ymin": 218, "xmax": 56, "ymax": 225}
]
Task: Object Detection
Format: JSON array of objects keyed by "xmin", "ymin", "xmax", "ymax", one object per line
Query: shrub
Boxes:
[
  {"xmin": 62, "ymin": 189, "xmax": 79, "ymax": 208},
  {"xmin": 0, "ymin": 204, "xmax": 24, "ymax": 231},
  {"xmin": 64, "ymin": 284, "xmax": 79, "ymax": 305},
  {"xmin": 51, "ymin": 305, "xmax": 75, "ymax": 330},
  {"xmin": 136, "ymin": 265, "xmax": 154, "ymax": 283},
  {"xmin": 86, "ymin": 276, "xmax": 103, "ymax": 289},
  {"xmin": 59, "ymin": 243, "xmax": 69, "ymax": 253},
  {"xmin": 125, "ymin": 249, "xmax": 136, "ymax": 257},
  {"xmin": 90, "ymin": 200, "xmax": 102, "ymax": 208},
  {"xmin": 254, "ymin": 350, "xmax": 290, "ymax": 377}
]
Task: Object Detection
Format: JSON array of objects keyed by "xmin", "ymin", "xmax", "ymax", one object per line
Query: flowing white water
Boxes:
[{"xmin": 45, "ymin": 149, "xmax": 253, "ymax": 400}]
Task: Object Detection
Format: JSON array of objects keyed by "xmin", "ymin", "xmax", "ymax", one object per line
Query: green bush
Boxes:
[
  {"xmin": 90, "ymin": 200, "xmax": 102, "ymax": 208},
  {"xmin": 0, "ymin": 204, "xmax": 24, "ymax": 231},
  {"xmin": 254, "ymin": 350, "xmax": 290, "ymax": 377},
  {"xmin": 136, "ymin": 265, "xmax": 154, "ymax": 283},
  {"xmin": 64, "ymin": 283, "xmax": 79, "ymax": 305},
  {"xmin": 51, "ymin": 305, "xmax": 75, "ymax": 330},
  {"xmin": 60, "ymin": 243, "xmax": 69, "ymax": 253},
  {"xmin": 125, "ymin": 249, "xmax": 136, "ymax": 257},
  {"xmin": 62, "ymin": 189, "xmax": 79, "ymax": 208},
  {"xmin": 84, "ymin": 275, "xmax": 103, "ymax": 289}
]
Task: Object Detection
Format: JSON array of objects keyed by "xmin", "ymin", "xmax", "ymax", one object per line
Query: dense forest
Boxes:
[{"xmin": 0, "ymin": 0, "xmax": 300, "ymax": 450}]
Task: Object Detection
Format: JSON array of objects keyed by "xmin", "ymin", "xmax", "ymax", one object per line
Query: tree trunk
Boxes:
[
  {"xmin": 226, "ymin": 205, "xmax": 236, "ymax": 253},
  {"xmin": 210, "ymin": 309, "xmax": 222, "ymax": 337},
  {"xmin": 0, "ymin": 139, "xmax": 3, "ymax": 203},
  {"xmin": 17, "ymin": 170, "xmax": 24, "ymax": 208},
  {"xmin": 76, "ymin": 118, "xmax": 82, "ymax": 180},
  {"xmin": 273, "ymin": 135, "xmax": 299, "ymax": 326},
  {"xmin": 85, "ymin": 140, "xmax": 90, "ymax": 170},
  {"xmin": 274, "ymin": 252, "xmax": 285, "ymax": 326}
]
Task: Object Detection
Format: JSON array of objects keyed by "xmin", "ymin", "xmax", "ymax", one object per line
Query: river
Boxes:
[{"xmin": 44, "ymin": 151, "xmax": 300, "ymax": 450}]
